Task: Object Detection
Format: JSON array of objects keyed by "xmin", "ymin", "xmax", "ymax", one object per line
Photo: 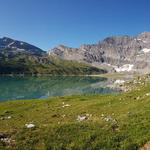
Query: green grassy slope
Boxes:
[
  {"xmin": 1, "ymin": 76, "xmax": 150, "ymax": 149},
  {"xmin": 0, "ymin": 56, "xmax": 107, "ymax": 75}
]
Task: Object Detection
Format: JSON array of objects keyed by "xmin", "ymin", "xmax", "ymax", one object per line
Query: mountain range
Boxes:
[
  {"xmin": 48, "ymin": 31, "xmax": 150, "ymax": 74},
  {"xmin": 1, "ymin": 32, "xmax": 150, "ymax": 74},
  {"xmin": 0, "ymin": 37, "xmax": 105, "ymax": 75}
]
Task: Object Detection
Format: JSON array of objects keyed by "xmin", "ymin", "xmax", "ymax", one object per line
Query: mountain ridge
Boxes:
[
  {"xmin": 1, "ymin": 32, "xmax": 150, "ymax": 74},
  {"xmin": 48, "ymin": 31, "xmax": 150, "ymax": 74}
]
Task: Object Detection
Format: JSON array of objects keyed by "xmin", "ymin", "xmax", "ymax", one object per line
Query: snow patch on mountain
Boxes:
[
  {"xmin": 114, "ymin": 64, "xmax": 134, "ymax": 72},
  {"xmin": 141, "ymin": 48, "xmax": 150, "ymax": 53},
  {"xmin": 8, "ymin": 42, "xmax": 15, "ymax": 47},
  {"xmin": 143, "ymin": 40, "xmax": 147, "ymax": 43}
]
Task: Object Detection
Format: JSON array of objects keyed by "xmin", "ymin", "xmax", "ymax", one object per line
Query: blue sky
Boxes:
[{"xmin": 0, "ymin": 0, "xmax": 150, "ymax": 50}]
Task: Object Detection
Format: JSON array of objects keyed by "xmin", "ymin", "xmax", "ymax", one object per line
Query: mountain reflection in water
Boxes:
[{"xmin": 0, "ymin": 76, "xmax": 121, "ymax": 102}]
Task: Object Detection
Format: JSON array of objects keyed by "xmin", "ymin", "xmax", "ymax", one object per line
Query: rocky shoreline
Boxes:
[{"xmin": 109, "ymin": 73, "xmax": 150, "ymax": 93}]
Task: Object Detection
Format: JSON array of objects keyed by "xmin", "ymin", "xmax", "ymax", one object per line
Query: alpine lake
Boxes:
[{"xmin": 0, "ymin": 76, "xmax": 121, "ymax": 102}]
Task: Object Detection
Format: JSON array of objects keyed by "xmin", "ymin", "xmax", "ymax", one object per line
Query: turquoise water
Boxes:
[{"xmin": 0, "ymin": 76, "xmax": 120, "ymax": 102}]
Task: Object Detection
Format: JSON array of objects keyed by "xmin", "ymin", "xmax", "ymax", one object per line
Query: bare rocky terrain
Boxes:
[
  {"xmin": 48, "ymin": 32, "xmax": 150, "ymax": 74},
  {"xmin": 1, "ymin": 32, "xmax": 150, "ymax": 74}
]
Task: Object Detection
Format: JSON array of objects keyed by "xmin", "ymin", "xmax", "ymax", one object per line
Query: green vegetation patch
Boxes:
[{"xmin": 0, "ymin": 56, "xmax": 107, "ymax": 75}]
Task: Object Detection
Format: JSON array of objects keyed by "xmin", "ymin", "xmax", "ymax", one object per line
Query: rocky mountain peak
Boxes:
[
  {"xmin": 139, "ymin": 31, "xmax": 150, "ymax": 35},
  {"xmin": 138, "ymin": 31, "xmax": 150, "ymax": 39},
  {"xmin": 2, "ymin": 37, "xmax": 14, "ymax": 41},
  {"xmin": 55, "ymin": 45, "xmax": 70, "ymax": 50},
  {"xmin": 99, "ymin": 35, "xmax": 132, "ymax": 45},
  {"xmin": 0, "ymin": 37, "xmax": 46, "ymax": 57},
  {"xmin": 48, "ymin": 32, "xmax": 150, "ymax": 74},
  {"xmin": 0, "ymin": 37, "xmax": 14, "ymax": 45}
]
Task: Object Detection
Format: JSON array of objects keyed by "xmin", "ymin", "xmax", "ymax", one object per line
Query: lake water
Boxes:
[{"xmin": 0, "ymin": 76, "xmax": 121, "ymax": 102}]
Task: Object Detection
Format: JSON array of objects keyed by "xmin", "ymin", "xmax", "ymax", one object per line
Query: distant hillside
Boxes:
[{"xmin": 0, "ymin": 56, "xmax": 107, "ymax": 75}]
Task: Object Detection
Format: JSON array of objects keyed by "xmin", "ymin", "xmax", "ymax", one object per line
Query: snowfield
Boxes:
[
  {"xmin": 114, "ymin": 64, "xmax": 134, "ymax": 72},
  {"xmin": 141, "ymin": 48, "xmax": 150, "ymax": 53}
]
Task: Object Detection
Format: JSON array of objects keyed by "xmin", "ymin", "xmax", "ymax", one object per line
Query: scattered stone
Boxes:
[
  {"xmin": 104, "ymin": 117, "xmax": 112, "ymax": 122},
  {"xmin": 62, "ymin": 114, "xmax": 66, "ymax": 118},
  {"xmin": 114, "ymin": 80, "xmax": 125, "ymax": 84},
  {"xmin": 86, "ymin": 113, "xmax": 89, "ymax": 116},
  {"xmin": 62, "ymin": 104, "xmax": 71, "ymax": 107},
  {"xmin": 25, "ymin": 124, "xmax": 35, "ymax": 128},
  {"xmin": 85, "ymin": 113, "xmax": 92, "ymax": 117},
  {"xmin": 0, "ymin": 116, "xmax": 12, "ymax": 120},
  {"xmin": 101, "ymin": 114, "xmax": 104, "ymax": 117},
  {"xmin": 145, "ymin": 93, "xmax": 150, "ymax": 96},
  {"xmin": 104, "ymin": 117, "xmax": 117, "ymax": 123},
  {"xmin": 1, "ymin": 138, "xmax": 15, "ymax": 143},
  {"xmin": 77, "ymin": 115, "xmax": 87, "ymax": 122}
]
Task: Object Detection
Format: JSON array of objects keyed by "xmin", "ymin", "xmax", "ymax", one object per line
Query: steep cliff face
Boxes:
[{"xmin": 48, "ymin": 32, "xmax": 150, "ymax": 74}]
